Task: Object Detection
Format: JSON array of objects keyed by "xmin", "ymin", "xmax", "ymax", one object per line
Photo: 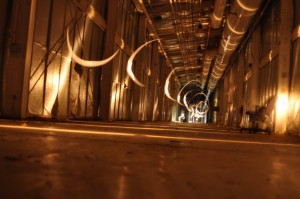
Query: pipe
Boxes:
[
  {"xmin": 207, "ymin": 0, "xmax": 263, "ymax": 92},
  {"xmin": 200, "ymin": 56, "xmax": 213, "ymax": 89},
  {"xmin": 210, "ymin": 0, "xmax": 227, "ymax": 29}
]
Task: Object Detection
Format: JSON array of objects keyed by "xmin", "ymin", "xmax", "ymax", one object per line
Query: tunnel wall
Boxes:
[
  {"xmin": 287, "ymin": 0, "xmax": 300, "ymax": 135},
  {"xmin": 214, "ymin": 0, "xmax": 300, "ymax": 134},
  {"xmin": 0, "ymin": 0, "xmax": 31, "ymax": 118},
  {"xmin": 25, "ymin": 0, "xmax": 106, "ymax": 119},
  {"xmin": 0, "ymin": 0, "xmax": 173, "ymax": 122}
]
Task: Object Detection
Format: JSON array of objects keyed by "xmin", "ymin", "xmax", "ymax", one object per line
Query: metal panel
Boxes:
[
  {"xmin": 27, "ymin": 0, "xmax": 106, "ymax": 119},
  {"xmin": 27, "ymin": 0, "xmax": 51, "ymax": 115},
  {"xmin": 260, "ymin": 0, "xmax": 280, "ymax": 60},
  {"xmin": 294, "ymin": 0, "xmax": 300, "ymax": 27},
  {"xmin": 287, "ymin": 39, "xmax": 300, "ymax": 134}
]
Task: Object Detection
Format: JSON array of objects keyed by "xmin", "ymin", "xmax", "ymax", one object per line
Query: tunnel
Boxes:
[
  {"xmin": 0, "ymin": 0, "xmax": 299, "ymax": 135},
  {"xmin": 0, "ymin": 0, "xmax": 300, "ymax": 198}
]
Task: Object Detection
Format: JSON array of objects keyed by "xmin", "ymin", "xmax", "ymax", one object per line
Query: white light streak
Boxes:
[
  {"xmin": 164, "ymin": 66, "xmax": 200, "ymax": 102},
  {"xmin": 67, "ymin": 27, "xmax": 124, "ymax": 67},
  {"xmin": 177, "ymin": 80, "xmax": 201, "ymax": 106},
  {"xmin": 164, "ymin": 67, "xmax": 180, "ymax": 102},
  {"xmin": 126, "ymin": 39, "xmax": 159, "ymax": 87},
  {"xmin": 183, "ymin": 91, "xmax": 193, "ymax": 112}
]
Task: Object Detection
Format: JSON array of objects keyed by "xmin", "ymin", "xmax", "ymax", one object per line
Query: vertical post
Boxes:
[
  {"xmin": 157, "ymin": 56, "xmax": 166, "ymax": 121},
  {"xmin": 171, "ymin": 76, "xmax": 179, "ymax": 122},
  {"xmin": 131, "ymin": 15, "xmax": 146, "ymax": 121},
  {"xmin": 21, "ymin": 0, "xmax": 36, "ymax": 118},
  {"xmin": 275, "ymin": 0, "xmax": 292, "ymax": 133},
  {"xmin": 100, "ymin": 0, "xmax": 118, "ymax": 121},
  {"xmin": 149, "ymin": 42, "xmax": 159, "ymax": 121},
  {"xmin": 235, "ymin": 49, "xmax": 245, "ymax": 127},
  {"xmin": 250, "ymin": 25, "xmax": 260, "ymax": 112},
  {"xmin": 223, "ymin": 73, "xmax": 229, "ymax": 125}
]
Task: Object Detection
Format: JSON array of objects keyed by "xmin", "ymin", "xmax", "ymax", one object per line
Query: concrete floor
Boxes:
[{"xmin": 0, "ymin": 120, "xmax": 300, "ymax": 199}]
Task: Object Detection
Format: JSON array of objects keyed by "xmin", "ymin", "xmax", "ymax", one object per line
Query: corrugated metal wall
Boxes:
[
  {"xmin": 27, "ymin": 0, "xmax": 106, "ymax": 119},
  {"xmin": 287, "ymin": 0, "xmax": 300, "ymax": 134},
  {"xmin": 215, "ymin": 0, "xmax": 280, "ymax": 128},
  {"xmin": 258, "ymin": 0, "xmax": 280, "ymax": 107},
  {"xmin": 106, "ymin": 0, "xmax": 171, "ymax": 121},
  {"xmin": 0, "ymin": 0, "xmax": 10, "ymax": 116},
  {"xmin": 0, "ymin": 0, "xmax": 31, "ymax": 118},
  {"xmin": 109, "ymin": 0, "xmax": 139, "ymax": 120}
]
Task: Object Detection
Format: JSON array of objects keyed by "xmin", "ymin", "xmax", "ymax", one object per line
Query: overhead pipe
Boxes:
[
  {"xmin": 211, "ymin": 0, "xmax": 272, "ymax": 92},
  {"xmin": 207, "ymin": 0, "xmax": 263, "ymax": 92},
  {"xmin": 210, "ymin": 0, "xmax": 227, "ymax": 29},
  {"xmin": 200, "ymin": 56, "xmax": 213, "ymax": 89}
]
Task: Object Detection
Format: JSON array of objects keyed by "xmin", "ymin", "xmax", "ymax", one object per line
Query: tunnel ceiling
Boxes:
[
  {"xmin": 142, "ymin": 0, "xmax": 223, "ymax": 87},
  {"xmin": 140, "ymin": 0, "xmax": 264, "ymax": 92}
]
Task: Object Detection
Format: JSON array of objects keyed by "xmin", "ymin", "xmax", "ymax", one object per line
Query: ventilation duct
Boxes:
[
  {"xmin": 210, "ymin": 0, "xmax": 227, "ymax": 29},
  {"xmin": 207, "ymin": 0, "xmax": 263, "ymax": 91}
]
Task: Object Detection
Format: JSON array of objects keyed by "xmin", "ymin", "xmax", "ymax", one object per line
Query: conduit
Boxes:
[
  {"xmin": 210, "ymin": 0, "xmax": 227, "ymax": 29},
  {"xmin": 207, "ymin": 0, "xmax": 263, "ymax": 91}
]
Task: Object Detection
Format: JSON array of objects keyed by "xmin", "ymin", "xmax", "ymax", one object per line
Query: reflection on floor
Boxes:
[{"xmin": 1, "ymin": 120, "xmax": 300, "ymax": 199}]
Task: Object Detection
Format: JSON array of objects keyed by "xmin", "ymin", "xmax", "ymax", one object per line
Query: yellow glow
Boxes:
[
  {"xmin": 126, "ymin": 39, "xmax": 158, "ymax": 87},
  {"xmin": 276, "ymin": 93, "xmax": 288, "ymax": 134},
  {"xmin": 236, "ymin": 0, "xmax": 258, "ymax": 12},
  {"xmin": 44, "ymin": 71, "xmax": 60, "ymax": 114},
  {"xmin": 20, "ymin": 120, "xmax": 231, "ymax": 132},
  {"xmin": 294, "ymin": 100, "xmax": 300, "ymax": 118},
  {"xmin": 276, "ymin": 94, "xmax": 288, "ymax": 115},
  {"xmin": 212, "ymin": 12, "xmax": 222, "ymax": 21},
  {"xmin": 0, "ymin": 124, "xmax": 136, "ymax": 137},
  {"xmin": 269, "ymin": 50, "xmax": 273, "ymax": 61},
  {"xmin": 211, "ymin": 71, "xmax": 222, "ymax": 79},
  {"xmin": 145, "ymin": 66, "xmax": 151, "ymax": 76},
  {"xmin": 44, "ymin": 24, "xmax": 86, "ymax": 115},
  {"xmin": 67, "ymin": 27, "xmax": 123, "ymax": 67},
  {"xmin": 227, "ymin": 20, "xmax": 245, "ymax": 35},
  {"xmin": 3, "ymin": 123, "xmax": 300, "ymax": 146},
  {"xmin": 85, "ymin": 5, "xmax": 106, "ymax": 31},
  {"xmin": 214, "ymin": 64, "xmax": 225, "ymax": 71},
  {"xmin": 221, "ymin": 40, "xmax": 237, "ymax": 51}
]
